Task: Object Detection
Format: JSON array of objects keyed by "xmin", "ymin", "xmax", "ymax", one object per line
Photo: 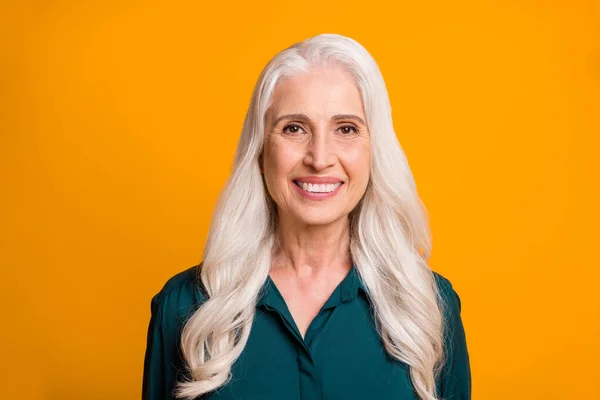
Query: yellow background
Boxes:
[{"xmin": 1, "ymin": 1, "xmax": 598, "ymax": 399}]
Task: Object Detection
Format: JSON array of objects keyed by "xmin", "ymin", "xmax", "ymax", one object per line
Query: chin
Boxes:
[{"xmin": 294, "ymin": 210, "xmax": 346, "ymax": 226}]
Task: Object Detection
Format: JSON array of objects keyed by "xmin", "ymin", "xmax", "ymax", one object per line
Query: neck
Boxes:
[{"xmin": 271, "ymin": 213, "xmax": 352, "ymax": 278}]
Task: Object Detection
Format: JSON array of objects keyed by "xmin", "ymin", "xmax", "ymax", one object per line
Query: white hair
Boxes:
[{"xmin": 175, "ymin": 33, "xmax": 448, "ymax": 400}]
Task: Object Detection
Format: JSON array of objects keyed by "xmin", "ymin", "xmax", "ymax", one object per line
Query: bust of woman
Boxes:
[{"xmin": 142, "ymin": 33, "xmax": 471, "ymax": 400}]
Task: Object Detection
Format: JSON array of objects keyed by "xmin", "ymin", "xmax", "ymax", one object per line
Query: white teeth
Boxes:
[{"xmin": 298, "ymin": 182, "xmax": 342, "ymax": 193}]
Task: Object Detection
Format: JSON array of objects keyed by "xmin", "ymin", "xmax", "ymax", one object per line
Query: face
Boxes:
[{"xmin": 260, "ymin": 67, "xmax": 371, "ymax": 227}]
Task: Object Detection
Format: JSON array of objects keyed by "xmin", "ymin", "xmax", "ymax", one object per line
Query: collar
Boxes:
[{"xmin": 257, "ymin": 263, "xmax": 367, "ymax": 310}]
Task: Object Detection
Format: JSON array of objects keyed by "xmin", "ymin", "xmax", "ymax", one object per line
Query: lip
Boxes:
[{"xmin": 291, "ymin": 179, "xmax": 344, "ymax": 200}]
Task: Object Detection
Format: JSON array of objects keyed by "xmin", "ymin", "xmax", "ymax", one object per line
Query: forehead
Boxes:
[{"xmin": 267, "ymin": 68, "xmax": 365, "ymax": 120}]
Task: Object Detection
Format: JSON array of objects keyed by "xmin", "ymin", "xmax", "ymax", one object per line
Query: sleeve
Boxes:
[
  {"xmin": 437, "ymin": 281, "xmax": 472, "ymax": 400},
  {"xmin": 142, "ymin": 292, "xmax": 180, "ymax": 400}
]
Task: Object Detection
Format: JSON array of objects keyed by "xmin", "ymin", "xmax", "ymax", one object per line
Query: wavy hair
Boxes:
[{"xmin": 175, "ymin": 33, "xmax": 448, "ymax": 400}]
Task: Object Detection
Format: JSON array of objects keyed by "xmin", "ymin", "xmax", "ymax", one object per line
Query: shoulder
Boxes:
[
  {"xmin": 150, "ymin": 263, "xmax": 208, "ymax": 330},
  {"xmin": 432, "ymin": 270, "xmax": 453, "ymax": 293},
  {"xmin": 432, "ymin": 270, "xmax": 462, "ymax": 314},
  {"xmin": 155, "ymin": 263, "xmax": 205, "ymax": 298}
]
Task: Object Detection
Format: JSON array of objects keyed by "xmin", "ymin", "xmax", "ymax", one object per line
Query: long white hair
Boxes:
[{"xmin": 175, "ymin": 33, "xmax": 447, "ymax": 400}]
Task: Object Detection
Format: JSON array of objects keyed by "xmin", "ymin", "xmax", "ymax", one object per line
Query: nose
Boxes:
[{"xmin": 303, "ymin": 128, "xmax": 337, "ymax": 171}]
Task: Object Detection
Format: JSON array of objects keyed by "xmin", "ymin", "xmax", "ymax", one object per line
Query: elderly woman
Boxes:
[{"xmin": 142, "ymin": 33, "xmax": 471, "ymax": 400}]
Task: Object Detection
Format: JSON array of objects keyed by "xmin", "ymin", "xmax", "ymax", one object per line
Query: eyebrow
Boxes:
[{"xmin": 271, "ymin": 113, "xmax": 367, "ymax": 127}]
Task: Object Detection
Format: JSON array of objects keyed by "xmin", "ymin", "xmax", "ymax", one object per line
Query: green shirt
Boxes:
[{"xmin": 142, "ymin": 263, "xmax": 471, "ymax": 399}]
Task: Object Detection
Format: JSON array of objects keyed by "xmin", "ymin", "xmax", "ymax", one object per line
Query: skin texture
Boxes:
[{"xmin": 259, "ymin": 66, "xmax": 372, "ymax": 338}]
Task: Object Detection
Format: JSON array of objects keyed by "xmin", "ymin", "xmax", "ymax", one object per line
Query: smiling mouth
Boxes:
[{"xmin": 293, "ymin": 180, "xmax": 344, "ymax": 193}]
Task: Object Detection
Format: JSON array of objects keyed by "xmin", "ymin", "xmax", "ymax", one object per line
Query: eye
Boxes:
[
  {"xmin": 338, "ymin": 125, "xmax": 358, "ymax": 135},
  {"xmin": 282, "ymin": 124, "xmax": 305, "ymax": 135}
]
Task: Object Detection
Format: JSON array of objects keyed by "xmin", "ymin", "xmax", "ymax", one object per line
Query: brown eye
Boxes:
[
  {"xmin": 282, "ymin": 124, "xmax": 305, "ymax": 134},
  {"xmin": 339, "ymin": 125, "xmax": 358, "ymax": 135}
]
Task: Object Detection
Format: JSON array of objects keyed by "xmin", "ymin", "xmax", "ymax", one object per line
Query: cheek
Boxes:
[
  {"xmin": 344, "ymin": 146, "xmax": 371, "ymax": 181},
  {"xmin": 265, "ymin": 142, "xmax": 302, "ymax": 175},
  {"xmin": 263, "ymin": 142, "xmax": 303, "ymax": 197}
]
